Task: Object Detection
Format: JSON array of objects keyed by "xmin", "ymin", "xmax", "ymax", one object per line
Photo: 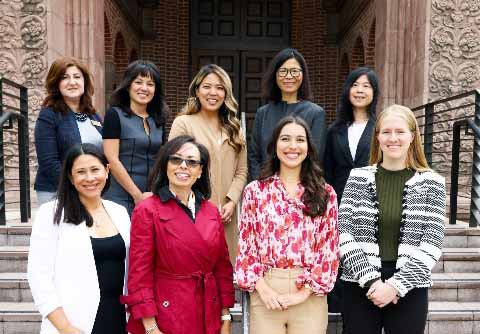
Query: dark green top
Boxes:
[{"xmin": 376, "ymin": 165, "xmax": 415, "ymax": 261}]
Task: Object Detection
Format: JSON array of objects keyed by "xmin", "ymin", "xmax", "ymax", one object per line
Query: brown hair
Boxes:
[
  {"xmin": 181, "ymin": 64, "xmax": 245, "ymax": 153},
  {"xmin": 259, "ymin": 116, "xmax": 328, "ymax": 217},
  {"xmin": 369, "ymin": 104, "xmax": 430, "ymax": 171},
  {"xmin": 42, "ymin": 57, "xmax": 96, "ymax": 115}
]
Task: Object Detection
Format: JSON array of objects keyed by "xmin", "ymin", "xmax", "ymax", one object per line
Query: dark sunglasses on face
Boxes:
[{"xmin": 168, "ymin": 155, "xmax": 202, "ymax": 168}]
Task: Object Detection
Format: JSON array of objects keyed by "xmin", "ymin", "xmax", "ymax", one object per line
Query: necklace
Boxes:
[
  {"xmin": 73, "ymin": 112, "xmax": 88, "ymax": 122},
  {"xmin": 90, "ymin": 204, "xmax": 107, "ymax": 228}
]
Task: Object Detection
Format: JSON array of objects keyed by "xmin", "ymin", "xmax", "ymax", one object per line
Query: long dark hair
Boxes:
[
  {"xmin": 53, "ymin": 143, "xmax": 110, "ymax": 226},
  {"xmin": 150, "ymin": 135, "xmax": 211, "ymax": 199},
  {"xmin": 334, "ymin": 67, "xmax": 379, "ymax": 128},
  {"xmin": 109, "ymin": 60, "xmax": 169, "ymax": 127},
  {"xmin": 259, "ymin": 116, "xmax": 327, "ymax": 217},
  {"xmin": 262, "ymin": 48, "xmax": 313, "ymax": 103},
  {"xmin": 181, "ymin": 64, "xmax": 245, "ymax": 153},
  {"xmin": 42, "ymin": 57, "xmax": 96, "ymax": 115}
]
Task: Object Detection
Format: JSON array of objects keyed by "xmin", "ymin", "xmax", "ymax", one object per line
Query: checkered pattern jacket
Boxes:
[{"xmin": 338, "ymin": 165, "xmax": 446, "ymax": 297}]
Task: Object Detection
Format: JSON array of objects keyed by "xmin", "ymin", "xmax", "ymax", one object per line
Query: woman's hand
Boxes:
[
  {"xmin": 134, "ymin": 191, "xmax": 153, "ymax": 204},
  {"xmin": 220, "ymin": 201, "xmax": 236, "ymax": 223},
  {"xmin": 367, "ymin": 281, "xmax": 398, "ymax": 308},
  {"xmin": 255, "ymin": 278, "xmax": 286, "ymax": 311},
  {"xmin": 220, "ymin": 319, "xmax": 231, "ymax": 334},
  {"xmin": 277, "ymin": 287, "xmax": 313, "ymax": 308}
]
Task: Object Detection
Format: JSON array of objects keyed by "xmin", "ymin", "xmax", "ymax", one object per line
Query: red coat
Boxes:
[{"xmin": 121, "ymin": 195, "xmax": 235, "ymax": 334}]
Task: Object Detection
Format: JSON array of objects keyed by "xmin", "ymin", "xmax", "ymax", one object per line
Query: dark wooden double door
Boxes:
[{"xmin": 190, "ymin": 0, "xmax": 290, "ymax": 137}]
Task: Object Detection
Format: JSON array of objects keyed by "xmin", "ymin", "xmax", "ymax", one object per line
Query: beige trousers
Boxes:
[{"xmin": 249, "ymin": 268, "xmax": 328, "ymax": 334}]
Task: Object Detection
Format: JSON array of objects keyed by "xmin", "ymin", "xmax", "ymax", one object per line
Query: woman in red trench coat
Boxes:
[{"xmin": 121, "ymin": 135, "xmax": 235, "ymax": 334}]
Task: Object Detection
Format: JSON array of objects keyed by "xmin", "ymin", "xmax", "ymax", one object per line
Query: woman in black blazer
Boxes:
[
  {"xmin": 324, "ymin": 67, "xmax": 379, "ymax": 202},
  {"xmin": 34, "ymin": 57, "xmax": 102, "ymax": 205},
  {"xmin": 324, "ymin": 67, "xmax": 379, "ymax": 314}
]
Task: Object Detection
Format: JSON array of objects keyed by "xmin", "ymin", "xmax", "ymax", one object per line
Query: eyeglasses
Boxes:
[
  {"xmin": 277, "ymin": 67, "xmax": 303, "ymax": 78},
  {"xmin": 168, "ymin": 155, "xmax": 202, "ymax": 168}
]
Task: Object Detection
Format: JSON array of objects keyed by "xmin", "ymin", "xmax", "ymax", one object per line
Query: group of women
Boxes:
[{"xmin": 27, "ymin": 47, "xmax": 446, "ymax": 334}]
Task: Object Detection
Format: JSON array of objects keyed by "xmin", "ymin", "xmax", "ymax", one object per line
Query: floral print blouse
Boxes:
[{"xmin": 235, "ymin": 174, "xmax": 339, "ymax": 295}]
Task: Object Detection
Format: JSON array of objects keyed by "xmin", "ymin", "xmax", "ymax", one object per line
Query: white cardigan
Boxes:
[{"xmin": 27, "ymin": 200, "xmax": 131, "ymax": 334}]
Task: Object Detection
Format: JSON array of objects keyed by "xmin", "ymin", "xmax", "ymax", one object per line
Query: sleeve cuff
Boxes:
[
  {"xmin": 358, "ymin": 271, "xmax": 381, "ymax": 288},
  {"xmin": 386, "ymin": 277, "xmax": 408, "ymax": 297},
  {"xmin": 121, "ymin": 289, "xmax": 158, "ymax": 319},
  {"xmin": 37, "ymin": 297, "xmax": 61, "ymax": 319}
]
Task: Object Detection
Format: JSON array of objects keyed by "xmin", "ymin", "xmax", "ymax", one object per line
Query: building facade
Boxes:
[{"xmin": 1, "ymin": 0, "xmax": 480, "ymax": 167}]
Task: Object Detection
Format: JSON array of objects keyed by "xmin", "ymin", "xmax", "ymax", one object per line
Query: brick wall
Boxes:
[
  {"xmin": 104, "ymin": 0, "xmax": 142, "ymax": 108},
  {"xmin": 351, "ymin": 37, "xmax": 366, "ymax": 70},
  {"xmin": 291, "ymin": 0, "xmax": 339, "ymax": 123},
  {"xmin": 141, "ymin": 0, "xmax": 189, "ymax": 131}
]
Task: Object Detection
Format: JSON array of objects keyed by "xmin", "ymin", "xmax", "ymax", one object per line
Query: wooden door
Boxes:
[{"xmin": 190, "ymin": 0, "xmax": 290, "ymax": 137}]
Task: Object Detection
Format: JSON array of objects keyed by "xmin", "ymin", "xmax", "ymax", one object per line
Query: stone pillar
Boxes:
[
  {"xmin": 46, "ymin": 0, "xmax": 105, "ymax": 112},
  {"xmin": 375, "ymin": 0, "xmax": 430, "ymax": 109},
  {"xmin": 0, "ymin": 0, "xmax": 49, "ymax": 171},
  {"xmin": 428, "ymin": 0, "xmax": 480, "ymax": 100}
]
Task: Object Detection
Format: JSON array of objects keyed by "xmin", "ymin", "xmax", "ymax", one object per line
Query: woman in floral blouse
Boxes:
[{"xmin": 236, "ymin": 116, "xmax": 339, "ymax": 334}]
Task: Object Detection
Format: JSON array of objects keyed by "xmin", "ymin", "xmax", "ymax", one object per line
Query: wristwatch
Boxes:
[{"xmin": 221, "ymin": 314, "xmax": 232, "ymax": 322}]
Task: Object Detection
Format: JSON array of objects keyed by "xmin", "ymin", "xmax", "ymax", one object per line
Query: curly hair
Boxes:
[
  {"xmin": 259, "ymin": 116, "xmax": 328, "ymax": 217},
  {"xmin": 180, "ymin": 64, "xmax": 245, "ymax": 153},
  {"xmin": 42, "ymin": 57, "xmax": 96, "ymax": 115}
]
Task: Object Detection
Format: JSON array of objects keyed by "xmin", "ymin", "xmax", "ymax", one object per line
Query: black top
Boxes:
[
  {"xmin": 324, "ymin": 118, "xmax": 375, "ymax": 203},
  {"xmin": 90, "ymin": 233, "xmax": 126, "ymax": 334},
  {"xmin": 102, "ymin": 107, "xmax": 164, "ymax": 214}
]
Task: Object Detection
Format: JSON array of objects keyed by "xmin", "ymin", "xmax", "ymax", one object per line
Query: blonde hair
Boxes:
[
  {"xmin": 369, "ymin": 104, "xmax": 430, "ymax": 171},
  {"xmin": 181, "ymin": 64, "xmax": 245, "ymax": 153}
]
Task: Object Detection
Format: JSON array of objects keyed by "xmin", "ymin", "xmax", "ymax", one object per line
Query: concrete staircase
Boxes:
[{"xmin": 0, "ymin": 222, "xmax": 480, "ymax": 333}]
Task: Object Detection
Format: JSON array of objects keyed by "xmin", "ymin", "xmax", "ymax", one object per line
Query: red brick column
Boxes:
[{"xmin": 141, "ymin": 0, "xmax": 189, "ymax": 130}]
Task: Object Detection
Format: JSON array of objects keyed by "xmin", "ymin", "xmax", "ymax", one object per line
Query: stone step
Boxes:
[
  {"xmin": 0, "ymin": 247, "xmax": 28, "ymax": 273},
  {"xmin": 2, "ymin": 272, "xmax": 477, "ymax": 304},
  {"xmin": 430, "ymin": 273, "xmax": 480, "ymax": 302},
  {"xmin": 0, "ymin": 221, "xmax": 477, "ymax": 247},
  {"xmin": 433, "ymin": 248, "xmax": 480, "ymax": 273},
  {"xmin": 0, "ymin": 301, "xmax": 479, "ymax": 334},
  {"xmin": 443, "ymin": 224, "xmax": 480, "ymax": 248},
  {"xmin": 0, "ymin": 225, "xmax": 31, "ymax": 247},
  {"xmin": 0, "ymin": 302, "xmax": 40, "ymax": 334},
  {"xmin": 0, "ymin": 273, "xmax": 31, "ymax": 303}
]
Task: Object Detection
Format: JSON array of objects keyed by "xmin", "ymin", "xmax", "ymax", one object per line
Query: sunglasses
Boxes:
[{"xmin": 168, "ymin": 155, "xmax": 202, "ymax": 168}]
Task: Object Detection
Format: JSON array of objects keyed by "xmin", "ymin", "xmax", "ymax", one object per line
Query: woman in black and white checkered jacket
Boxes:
[{"xmin": 338, "ymin": 104, "xmax": 446, "ymax": 334}]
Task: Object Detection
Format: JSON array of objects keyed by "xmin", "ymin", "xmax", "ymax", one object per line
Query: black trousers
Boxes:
[{"xmin": 342, "ymin": 263, "xmax": 428, "ymax": 334}]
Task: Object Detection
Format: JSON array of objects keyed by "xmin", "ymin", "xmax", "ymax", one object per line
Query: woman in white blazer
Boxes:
[{"xmin": 28, "ymin": 143, "xmax": 130, "ymax": 334}]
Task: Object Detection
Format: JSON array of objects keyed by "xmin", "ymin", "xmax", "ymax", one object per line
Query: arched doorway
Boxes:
[{"xmin": 190, "ymin": 0, "xmax": 290, "ymax": 137}]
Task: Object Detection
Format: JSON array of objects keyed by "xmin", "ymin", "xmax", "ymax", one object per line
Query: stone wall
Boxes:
[{"xmin": 0, "ymin": 0, "xmax": 48, "ymax": 172}]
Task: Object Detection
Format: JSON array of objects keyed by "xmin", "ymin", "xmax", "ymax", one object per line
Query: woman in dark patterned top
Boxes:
[
  {"xmin": 339, "ymin": 104, "xmax": 446, "ymax": 334},
  {"xmin": 103, "ymin": 60, "xmax": 168, "ymax": 215}
]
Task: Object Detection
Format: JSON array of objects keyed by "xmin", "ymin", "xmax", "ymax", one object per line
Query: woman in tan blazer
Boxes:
[{"xmin": 169, "ymin": 64, "xmax": 248, "ymax": 264}]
